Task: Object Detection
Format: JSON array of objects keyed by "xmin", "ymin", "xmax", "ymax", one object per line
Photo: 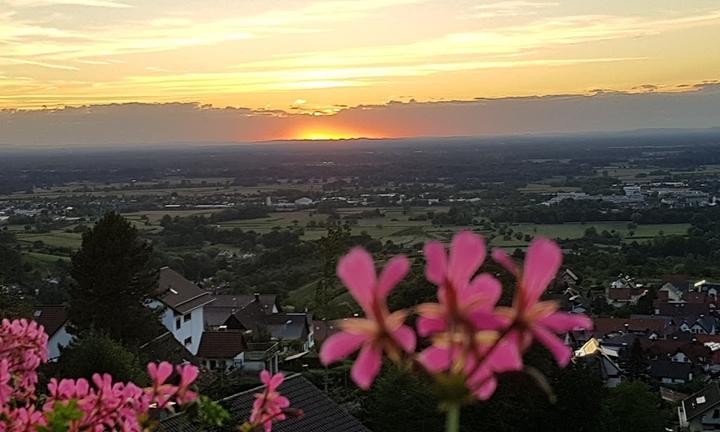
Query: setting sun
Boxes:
[{"xmin": 295, "ymin": 128, "xmax": 375, "ymax": 141}]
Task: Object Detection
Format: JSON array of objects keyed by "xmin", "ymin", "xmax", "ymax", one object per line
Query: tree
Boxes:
[
  {"xmin": 600, "ymin": 381, "xmax": 670, "ymax": 432},
  {"xmin": 362, "ymin": 367, "xmax": 443, "ymax": 432},
  {"xmin": 53, "ymin": 331, "xmax": 146, "ymax": 384},
  {"xmin": 68, "ymin": 212, "xmax": 158, "ymax": 345}
]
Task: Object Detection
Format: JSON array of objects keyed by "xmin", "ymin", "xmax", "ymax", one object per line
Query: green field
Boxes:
[
  {"xmin": 217, "ymin": 207, "xmax": 689, "ymax": 247},
  {"xmin": 2, "ymin": 181, "xmax": 321, "ymax": 200},
  {"xmin": 518, "ymin": 184, "xmax": 581, "ymax": 194},
  {"xmin": 16, "ymin": 231, "xmax": 82, "ymax": 249}
]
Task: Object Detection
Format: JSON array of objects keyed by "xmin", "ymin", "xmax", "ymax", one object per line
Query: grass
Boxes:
[
  {"xmin": 16, "ymin": 231, "xmax": 82, "ymax": 249},
  {"xmin": 517, "ymin": 184, "xmax": 581, "ymax": 194},
  {"xmin": 2, "ymin": 182, "xmax": 320, "ymax": 199},
  {"xmin": 25, "ymin": 252, "xmax": 71, "ymax": 263}
]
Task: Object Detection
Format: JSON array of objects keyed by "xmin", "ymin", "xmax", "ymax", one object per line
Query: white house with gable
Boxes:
[
  {"xmin": 149, "ymin": 267, "xmax": 214, "ymax": 355},
  {"xmin": 33, "ymin": 305, "xmax": 73, "ymax": 361}
]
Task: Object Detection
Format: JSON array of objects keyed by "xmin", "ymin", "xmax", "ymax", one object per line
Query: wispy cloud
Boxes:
[
  {"xmin": 474, "ymin": 1, "xmax": 559, "ymax": 18},
  {"xmin": 4, "ymin": 0, "xmax": 133, "ymax": 8}
]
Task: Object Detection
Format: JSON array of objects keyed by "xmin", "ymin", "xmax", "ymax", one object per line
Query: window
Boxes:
[
  {"xmin": 209, "ymin": 360, "xmax": 217, "ymax": 370},
  {"xmin": 184, "ymin": 337, "xmax": 192, "ymax": 347},
  {"xmin": 183, "ymin": 313, "xmax": 191, "ymax": 323},
  {"xmin": 175, "ymin": 317, "xmax": 181, "ymax": 330}
]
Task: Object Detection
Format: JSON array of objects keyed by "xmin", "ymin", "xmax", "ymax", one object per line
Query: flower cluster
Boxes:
[
  {"xmin": 0, "ymin": 319, "xmax": 48, "ymax": 403},
  {"xmin": 245, "ymin": 371, "xmax": 302, "ymax": 432},
  {"xmin": 0, "ymin": 318, "xmax": 200, "ymax": 431},
  {"xmin": 320, "ymin": 232, "xmax": 592, "ymax": 402},
  {"xmin": 44, "ymin": 362, "xmax": 198, "ymax": 431}
]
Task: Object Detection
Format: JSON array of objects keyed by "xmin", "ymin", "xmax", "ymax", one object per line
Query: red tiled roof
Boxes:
[
  {"xmin": 33, "ymin": 305, "xmax": 67, "ymax": 337},
  {"xmin": 594, "ymin": 317, "xmax": 667, "ymax": 335},
  {"xmin": 608, "ymin": 288, "xmax": 632, "ymax": 300},
  {"xmin": 196, "ymin": 331, "xmax": 247, "ymax": 359},
  {"xmin": 684, "ymin": 292, "xmax": 707, "ymax": 304}
]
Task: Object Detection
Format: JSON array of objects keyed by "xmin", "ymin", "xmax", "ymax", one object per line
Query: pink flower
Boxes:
[
  {"xmin": 417, "ymin": 231, "xmax": 504, "ymax": 338},
  {"xmin": 320, "ymin": 248, "xmax": 416, "ymax": 389},
  {"xmin": 175, "ymin": 364, "xmax": 199, "ymax": 404},
  {"xmin": 414, "ymin": 231, "xmax": 512, "ymax": 400},
  {"xmin": 492, "ymin": 237, "xmax": 593, "ymax": 367},
  {"xmin": 250, "ymin": 371, "xmax": 291, "ymax": 432}
]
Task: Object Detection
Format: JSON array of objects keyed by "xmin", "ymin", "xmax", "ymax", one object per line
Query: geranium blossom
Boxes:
[
  {"xmin": 320, "ymin": 247, "xmax": 416, "ymax": 389},
  {"xmin": 492, "ymin": 237, "xmax": 593, "ymax": 367},
  {"xmin": 415, "ymin": 231, "xmax": 518, "ymax": 400},
  {"xmin": 416, "ymin": 231, "xmax": 504, "ymax": 338},
  {"xmin": 249, "ymin": 371, "xmax": 292, "ymax": 432},
  {"xmin": 0, "ymin": 317, "xmax": 202, "ymax": 431}
]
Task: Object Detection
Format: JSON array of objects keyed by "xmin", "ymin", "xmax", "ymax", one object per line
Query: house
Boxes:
[
  {"xmin": 648, "ymin": 359, "xmax": 693, "ymax": 384},
  {"xmin": 573, "ymin": 338, "xmax": 623, "ymax": 387},
  {"xmin": 196, "ymin": 330, "xmax": 248, "ymax": 372},
  {"xmin": 33, "ymin": 305, "xmax": 72, "ymax": 361},
  {"xmin": 658, "ymin": 282, "xmax": 685, "ymax": 302},
  {"xmin": 160, "ymin": 374, "xmax": 370, "ymax": 432},
  {"xmin": 150, "ymin": 267, "xmax": 215, "ymax": 355},
  {"xmin": 204, "ymin": 293, "xmax": 281, "ymax": 329},
  {"xmin": 678, "ymin": 383, "xmax": 720, "ymax": 431},
  {"xmin": 606, "ymin": 275, "xmax": 647, "ymax": 307},
  {"xmin": 294, "ymin": 197, "xmax": 314, "ymax": 206},
  {"xmin": 224, "ymin": 309, "xmax": 314, "ymax": 352}
]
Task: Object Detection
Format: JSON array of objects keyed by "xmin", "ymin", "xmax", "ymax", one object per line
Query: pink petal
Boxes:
[
  {"xmin": 319, "ymin": 332, "xmax": 368, "ymax": 365},
  {"xmin": 467, "ymin": 310, "xmax": 506, "ymax": 331},
  {"xmin": 416, "ymin": 316, "xmax": 447, "ymax": 336},
  {"xmin": 448, "ymin": 231, "xmax": 486, "ymax": 289},
  {"xmin": 377, "ymin": 255, "xmax": 410, "ymax": 299},
  {"xmin": 260, "ymin": 370, "xmax": 270, "ymax": 385},
  {"xmin": 269, "ymin": 372, "xmax": 284, "ymax": 389},
  {"xmin": 537, "ymin": 312, "xmax": 592, "ymax": 333},
  {"xmin": 491, "ymin": 247, "xmax": 519, "ymax": 276},
  {"xmin": 351, "ymin": 345, "xmax": 382, "ymax": 390},
  {"xmin": 461, "ymin": 273, "xmax": 501, "ymax": 308},
  {"xmin": 417, "ymin": 346, "xmax": 452, "ymax": 373},
  {"xmin": 337, "ymin": 248, "xmax": 377, "ymax": 313},
  {"xmin": 532, "ymin": 326, "xmax": 571, "ymax": 367},
  {"xmin": 488, "ymin": 333, "xmax": 524, "ymax": 373},
  {"xmin": 472, "ymin": 376, "xmax": 497, "ymax": 401},
  {"xmin": 391, "ymin": 325, "xmax": 416, "ymax": 353},
  {"xmin": 423, "ymin": 241, "xmax": 447, "ymax": 285},
  {"xmin": 522, "ymin": 238, "xmax": 562, "ymax": 307}
]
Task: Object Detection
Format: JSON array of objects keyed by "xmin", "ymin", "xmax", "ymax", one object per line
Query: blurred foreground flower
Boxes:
[
  {"xmin": 320, "ymin": 248, "xmax": 416, "ymax": 389},
  {"xmin": 321, "ymin": 232, "xmax": 592, "ymax": 432}
]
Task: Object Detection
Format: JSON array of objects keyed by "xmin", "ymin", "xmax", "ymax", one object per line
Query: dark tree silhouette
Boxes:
[{"xmin": 68, "ymin": 212, "xmax": 158, "ymax": 345}]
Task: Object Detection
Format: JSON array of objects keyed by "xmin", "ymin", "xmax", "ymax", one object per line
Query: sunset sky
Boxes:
[{"xmin": 1, "ymin": 0, "xmax": 719, "ymax": 144}]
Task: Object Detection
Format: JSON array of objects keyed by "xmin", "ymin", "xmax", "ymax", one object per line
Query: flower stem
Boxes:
[{"xmin": 445, "ymin": 403, "xmax": 460, "ymax": 432}]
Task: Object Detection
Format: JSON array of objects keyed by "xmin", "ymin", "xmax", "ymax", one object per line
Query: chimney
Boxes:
[{"xmin": 254, "ymin": 292, "xmax": 261, "ymax": 303}]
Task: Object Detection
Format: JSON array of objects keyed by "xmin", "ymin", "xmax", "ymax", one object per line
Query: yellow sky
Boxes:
[{"xmin": 1, "ymin": 0, "xmax": 719, "ymax": 114}]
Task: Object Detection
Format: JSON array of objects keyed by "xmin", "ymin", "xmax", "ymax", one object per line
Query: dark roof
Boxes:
[
  {"xmin": 197, "ymin": 331, "xmax": 248, "ymax": 359},
  {"xmin": 594, "ymin": 318, "xmax": 667, "ymax": 335},
  {"xmin": 204, "ymin": 306, "xmax": 237, "ymax": 328},
  {"xmin": 156, "ymin": 267, "xmax": 214, "ymax": 314},
  {"xmin": 656, "ymin": 302, "xmax": 711, "ymax": 318},
  {"xmin": 227, "ymin": 310, "xmax": 310, "ymax": 341},
  {"xmin": 648, "ymin": 360, "xmax": 693, "ymax": 380},
  {"xmin": 160, "ymin": 374, "xmax": 369, "ymax": 432},
  {"xmin": 139, "ymin": 330, "xmax": 197, "ymax": 365},
  {"xmin": 312, "ymin": 320, "xmax": 340, "ymax": 345},
  {"xmin": 33, "ymin": 305, "xmax": 67, "ymax": 337},
  {"xmin": 607, "ymin": 288, "xmax": 632, "ymax": 300},
  {"xmin": 682, "ymin": 383, "xmax": 720, "ymax": 421},
  {"xmin": 211, "ymin": 294, "xmax": 279, "ymax": 312}
]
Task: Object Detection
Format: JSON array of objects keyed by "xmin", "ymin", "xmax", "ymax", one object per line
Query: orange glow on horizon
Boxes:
[{"xmin": 293, "ymin": 127, "xmax": 381, "ymax": 141}]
